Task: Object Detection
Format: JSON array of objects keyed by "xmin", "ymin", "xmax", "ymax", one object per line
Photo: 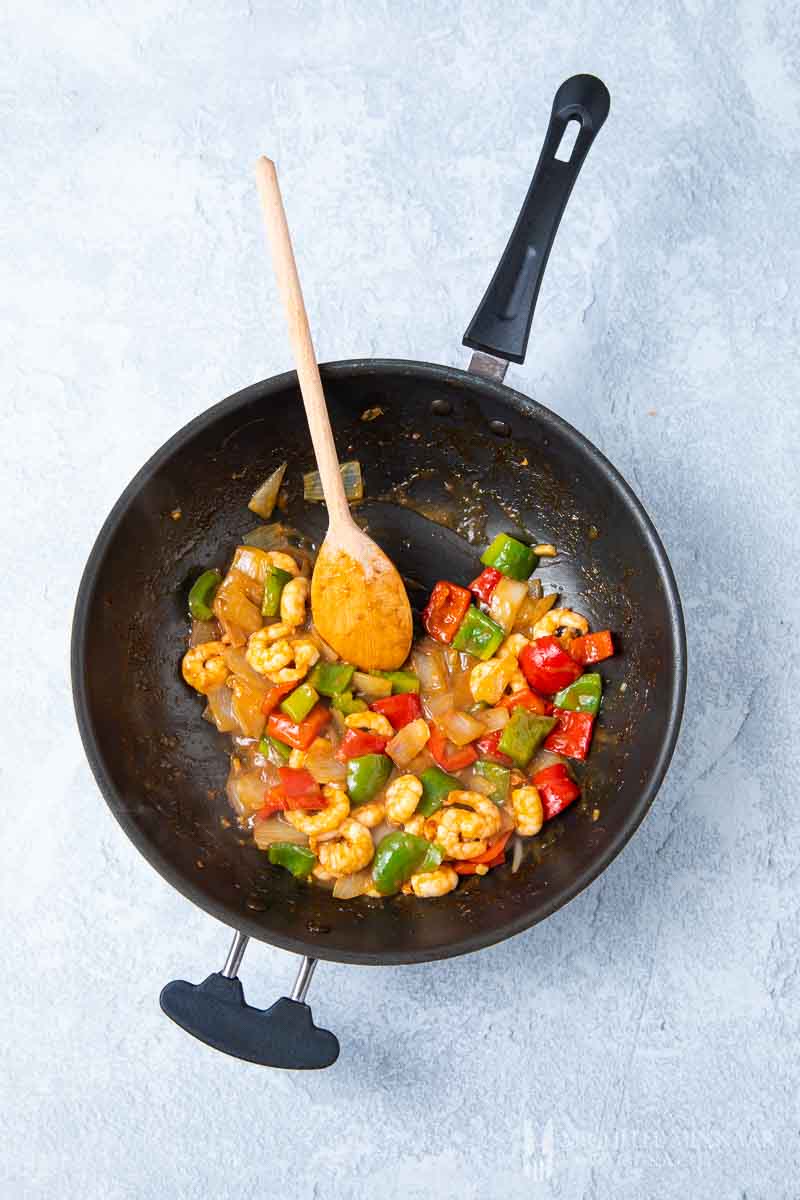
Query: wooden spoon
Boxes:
[{"xmin": 255, "ymin": 157, "xmax": 412, "ymax": 671}]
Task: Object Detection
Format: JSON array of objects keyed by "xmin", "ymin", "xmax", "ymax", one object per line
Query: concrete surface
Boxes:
[{"xmin": 3, "ymin": 2, "xmax": 799, "ymax": 1197}]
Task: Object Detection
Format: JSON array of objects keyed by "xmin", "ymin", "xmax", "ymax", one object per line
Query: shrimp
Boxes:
[
  {"xmin": 285, "ymin": 783, "xmax": 350, "ymax": 836},
  {"xmin": 181, "ymin": 641, "xmax": 229, "ymax": 694},
  {"xmin": 408, "ymin": 865, "xmax": 459, "ymax": 898},
  {"xmin": 385, "ymin": 774, "xmax": 423, "ymax": 824},
  {"xmin": 344, "ymin": 710, "xmax": 394, "ymax": 738},
  {"xmin": 264, "ymin": 551, "xmax": 301, "ymax": 577},
  {"xmin": 279, "ymin": 576, "xmax": 309, "ymax": 628},
  {"xmin": 403, "ymin": 815, "xmax": 426, "ymax": 837},
  {"xmin": 246, "ymin": 630, "xmax": 319, "ymax": 684},
  {"xmin": 424, "ymin": 790, "xmax": 502, "ymax": 860},
  {"xmin": 469, "ymin": 655, "xmax": 517, "ymax": 705},
  {"xmin": 511, "ymin": 786, "xmax": 544, "ymax": 837},
  {"xmin": 311, "ymin": 817, "xmax": 374, "ymax": 877},
  {"xmin": 532, "ymin": 607, "xmax": 589, "ymax": 642},
  {"xmin": 351, "ymin": 801, "xmax": 386, "ymax": 828}
]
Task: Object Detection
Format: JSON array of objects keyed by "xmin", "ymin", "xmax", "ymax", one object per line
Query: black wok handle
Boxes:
[
  {"xmin": 463, "ymin": 74, "xmax": 610, "ymax": 365},
  {"xmin": 160, "ymin": 936, "xmax": 339, "ymax": 1070}
]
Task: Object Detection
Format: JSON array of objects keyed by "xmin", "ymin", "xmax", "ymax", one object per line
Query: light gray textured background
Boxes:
[{"xmin": 4, "ymin": 2, "xmax": 799, "ymax": 1197}]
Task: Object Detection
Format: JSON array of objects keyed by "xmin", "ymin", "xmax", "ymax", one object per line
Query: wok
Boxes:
[{"xmin": 71, "ymin": 77, "xmax": 686, "ymax": 1068}]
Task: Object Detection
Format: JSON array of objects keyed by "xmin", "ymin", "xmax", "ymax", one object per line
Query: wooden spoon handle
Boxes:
[{"xmin": 255, "ymin": 156, "xmax": 351, "ymax": 529}]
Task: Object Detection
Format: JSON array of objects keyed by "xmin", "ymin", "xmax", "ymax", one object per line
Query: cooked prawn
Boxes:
[
  {"xmin": 280, "ymin": 576, "xmax": 309, "ymax": 627},
  {"xmin": 385, "ymin": 774, "xmax": 423, "ymax": 824},
  {"xmin": 409, "ymin": 866, "xmax": 459, "ymax": 898},
  {"xmin": 351, "ymin": 801, "xmax": 386, "ymax": 828},
  {"xmin": 285, "ymin": 784, "xmax": 350, "ymax": 836},
  {"xmin": 264, "ymin": 551, "xmax": 300, "ymax": 577},
  {"xmin": 469, "ymin": 655, "xmax": 516, "ymax": 705},
  {"xmin": 311, "ymin": 817, "xmax": 374, "ymax": 877},
  {"xmin": 511, "ymin": 785, "xmax": 544, "ymax": 836},
  {"xmin": 181, "ymin": 641, "xmax": 229, "ymax": 694},
  {"xmin": 246, "ymin": 629, "xmax": 319, "ymax": 684},
  {"xmin": 424, "ymin": 790, "xmax": 502, "ymax": 860},
  {"xmin": 532, "ymin": 607, "xmax": 589, "ymax": 642},
  {"xmin": 344, "ymin": 710, "xmax": 394, "ymax": 738}
]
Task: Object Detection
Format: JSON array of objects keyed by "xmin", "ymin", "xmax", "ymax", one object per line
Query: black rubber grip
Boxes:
[
  {"xmin": 160, "ymin": 973, "xmax": 339, "ymax": 1070},
  {"xmin": 463, "ymin": 74, "xmax": 610, "ymax": 364}
]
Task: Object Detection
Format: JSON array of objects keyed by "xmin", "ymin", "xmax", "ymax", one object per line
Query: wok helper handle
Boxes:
[{"xmin": 159, "ymin": 933, "xmax": 339, "ymax": 1069}]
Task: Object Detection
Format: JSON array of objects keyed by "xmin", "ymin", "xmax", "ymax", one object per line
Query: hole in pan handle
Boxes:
[
  {"xmin": 463, "ymin": 74, "xmax": 610, "ymax": 366},
  {"xmin": 159, "ymin": 933, "xmax": 339, "ymax": 1070}
]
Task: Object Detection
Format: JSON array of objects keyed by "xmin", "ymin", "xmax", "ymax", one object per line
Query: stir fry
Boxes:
[{"xmin": 181, "ymin": 530, "xmax": 615, "ymax": 900}]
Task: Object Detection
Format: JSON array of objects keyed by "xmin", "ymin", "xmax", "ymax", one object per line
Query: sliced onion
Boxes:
[
  {"xmin": 440, "ymin": 708, "xmax": 485, "ymax": 747},
  {"xmin": 386, "ymin": 717, "xmax": 430, "ymax": 768},
  {"xmin": 190, "ymin": 617, "xmax": 221, "ymax": 647},
  {"xmin": 253, "ymin": 816, "xmax": 309, "ymax": 849},
  {"xmin": 242, "ymin": 523, "xmax": 287, "ymax": 551},
  {"xmin": 411, "ymin": 643, "xmax": 448, "ymax": 692},
  {"xmin": 304, "ymin": 738, "xmax": 347, "ymax": 784},
  {"xmin": 467, "ymin": 772, "xmax": 495, "ymax": 797},
  {"xmin": 479, "ymin": 706, "xmax": 509, "ymax": 732},
  {"xmin": 226, "ymin": 768, "xmax": 268, "ymax": 817},
  {"xmin": 424, "ymin": 691, "xmax": 454, "ymax": 722},
  {"xmin": 332, "ymin": 868, "xmax": 373, "ymax": 899},
  {"xmin": 248, "ymin": 462, "xmax": 287, "ymax": 519},
  {"xmin": 222, "ymin": 646, "xmax": 271, "ymax": 691},
  {"xmin": 352, "ymin": 671, "xmax": 392, "ymax": 699},
  {"xmin": 304, "ymin": 460, "xmax": 363, "ymax": 502},
  {"xmin": 529, "ymin": 578, "xmax": 544, "ymax": 600},
  {"xmin": 513, "ymin": 591, "xmax": 557, "ymax": 635},
  {"xmin": 229, "ymin": 676, "xmax": 269, "ymax": 738},
  {"xmin": 213, "ymin": 567, "xmax": 263, "ymax": 645},
  {"xmin": 488, "ymin": 576, "xmax": 529, "ymax": 632},
  {"xmin": 206, "ymin": 684, "xmax": 239, "ymax": 733},
  {"xmin": 511, "ymin": 835, "xmax": 524, "ymax": 874},
  {"xmin": 529, "ymin": 748, "xmax": 567, "ymax": 776}
]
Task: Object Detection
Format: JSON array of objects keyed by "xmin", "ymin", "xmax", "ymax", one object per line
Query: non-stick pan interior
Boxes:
[{"xmin": 72, "ymin": 361, "xmax": 685, "ymax": 964}]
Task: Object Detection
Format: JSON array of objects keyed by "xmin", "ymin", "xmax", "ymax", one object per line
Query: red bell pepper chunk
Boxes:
[
  {"xmin": 569, "ymin": 630, "xmax": 614, "ymax": 665},
  {"xmin": 277, "ymin": 766, "xmax": 321, "ymax": 799},
  {"xmin": 257, "ymin": 786, "xmax": 327, "ymax": 818},
  {"xmin": 469, "ymin": 566, "xmax": 502, "ymax": 606},
  {"xmin": 428, "ymin": 724, "xmax": 478, "ymax": 771},
  {"xmin": 370, "ymin": 693, "xmax": 422, "ymax": 730},
  {"xmin": 501, "ymin": 688, "xmax": 551, "ymax": 715},
  {"xmin": 543, "ymin": 708, "xmax": 595, "ymax": 760},
  {"xmin": 519, "ymin": 636, "xmax": 583, "ymax": 694},
  {"xmin": 267, "ymin": 703, "xmax": 331, "ymax": 751},
  {"xmin": 422, "ymin": 580, "xmax": 472, "ymax": 644},
  {"xmin": 474, "ymin": 729, "xmax": 514, "ymax": 767},
  {"xmin": 336, "ymin": 729, "xmax": 388, "ymax": 761},
  {"xmin": 532, "ymin": 763, "xmax": 581, "ymax": 820},
  {"xmin": 260, "ymin": 681, "xmax": 297, "ymax": 715}
]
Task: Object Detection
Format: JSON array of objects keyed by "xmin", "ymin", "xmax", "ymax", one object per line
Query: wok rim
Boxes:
[{"xmin": 71, "ymin": 358, "xmax": 687, "ymax": 965}]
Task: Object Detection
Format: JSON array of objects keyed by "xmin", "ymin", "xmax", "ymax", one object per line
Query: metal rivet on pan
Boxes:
[
  {"xmin": 489, "ymin": 419, "xmax": 511, "ymax": 437},
  {"xmin": 430, "ymin": 397, "xmax": 452, "ymax": 415}
]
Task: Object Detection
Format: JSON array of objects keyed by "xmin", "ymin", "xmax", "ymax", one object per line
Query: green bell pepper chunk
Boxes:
[
  {"xmin": 417, "ymin": 841, "xmax": 444, "ymax": 873},
  {"xmin": 553, "ymin": 672, "xmax": 602, "ymax": 716},
  {"xmin": 452, "ymin": 605, "xmax": 505, "ymax": 660},
  {"xmin": 480, "ymin": 533, "xmax": 538, "ymax": 581},
  {"xmin": 267, "ymin": 842, "xmax": 317, "ymax": 878},
  {"xmin": 498, "ymin": 708, "xmax": 556, "ymax": 768},
  {"xmin": 261, "ymin": 564, "xmax": 294, "ymax": 617},
  {"xmin": 331, "ymin": 691, "xmax": 368, "ymax": 715},
  {"xmin": 188, "ymin": 569, "xmax": 221, "ymax": 620},
  {"xmin": 309, "ymin": 661, "xmax": 355, "ymax": 697},
  {"xmin": 258, "ymin": 733, "xmax": 291, "ymax": 762},
  {"xmin": 372, "ymin": 831, "xmax": 440, "ymax": 894},
  {"xmin": 378, "ymin": 669, "xmax": 421, "ymax": 694},
  {"xmin": 346, "ymin": 754, "xmax": 393, "ymax": 806},
  {"xmin": 474, "ymin": 760, "xmax": 511, "ymax": 804},
  {"xmin": 418, "ymin": 765, "xmax": 461, "ymax": 817},
  {"xmin": 280, "ymin": 682, "xmax": 319, "ymax": 723}
]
